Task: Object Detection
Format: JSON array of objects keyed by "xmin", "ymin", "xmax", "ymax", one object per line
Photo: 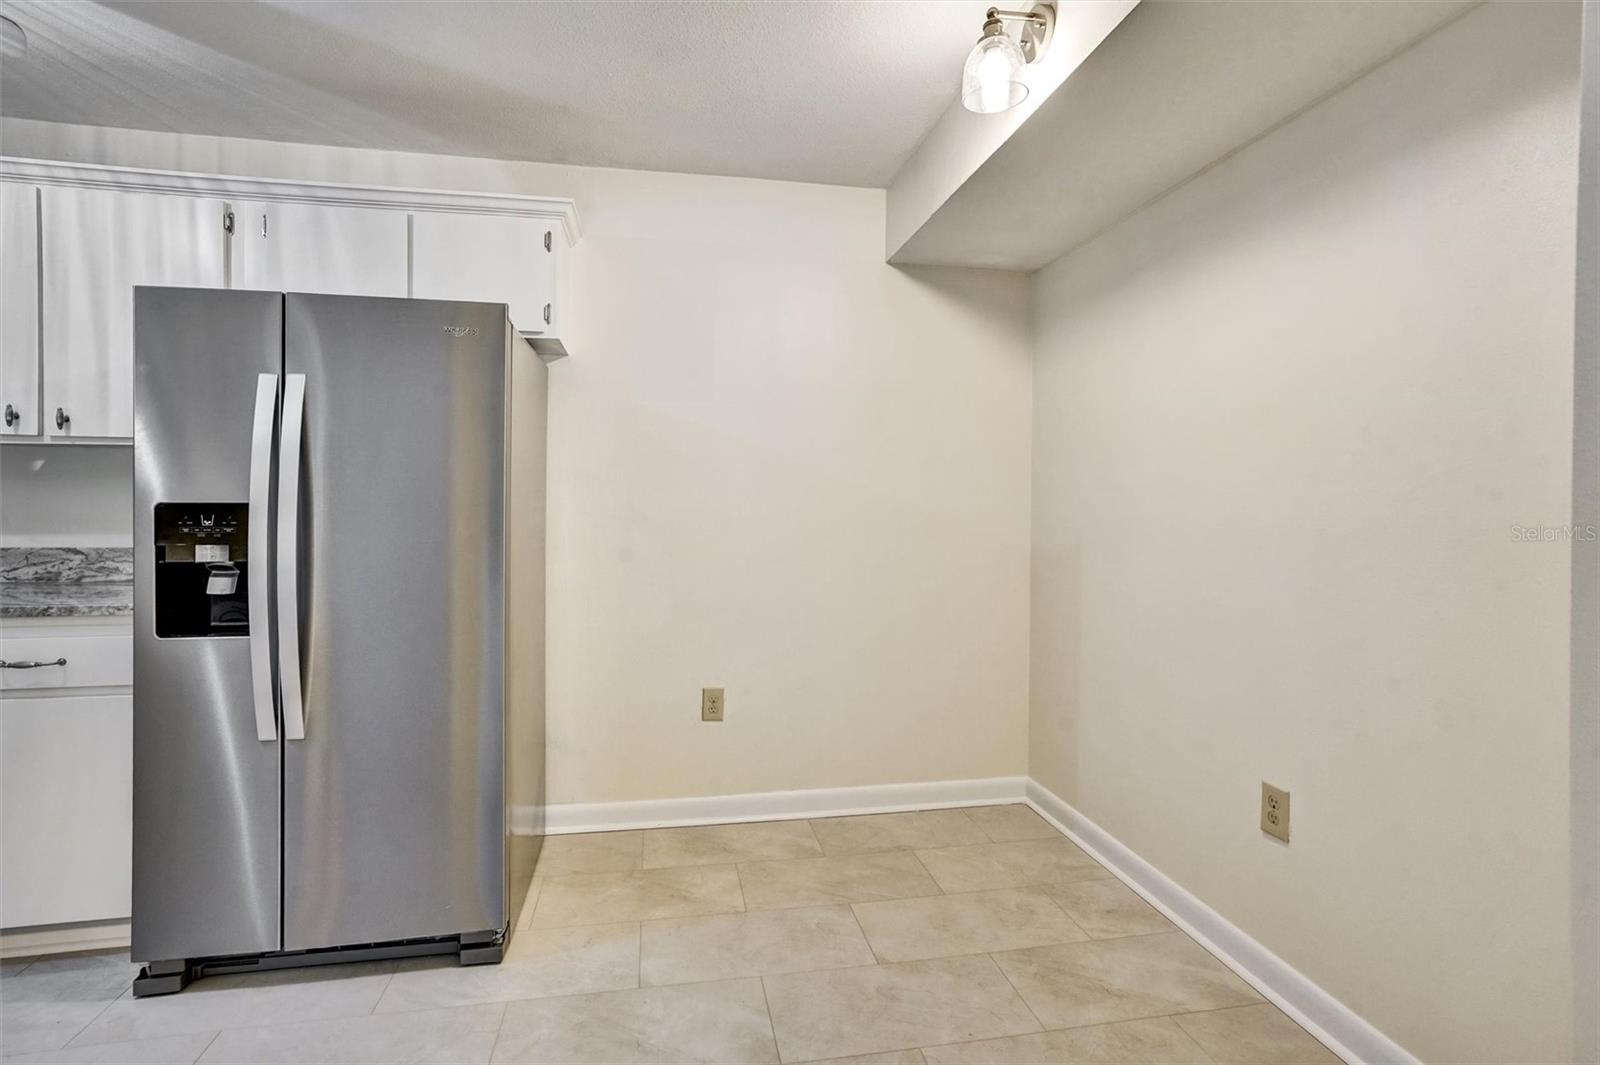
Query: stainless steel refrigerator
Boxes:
[{"xmin": 130, "ymin": 288, "xmax": 544, "ymax": 995}]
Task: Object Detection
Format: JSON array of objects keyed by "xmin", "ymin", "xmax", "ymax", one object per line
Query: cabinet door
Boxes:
[
  {"xmin": 230, "ymin": 201, "xmax": 407, "ymax": 297},
  {"xmin": 0, "ymin": 694, "xmax": 132, "ymax": 927},
  {"xmin": 0, "ymin": 184, "xmax": 40, "ymax": 438},
  {"xmin": 411, "ymin": 212, "xmax": 555, "ymax": 336},
  {"xmin": 41, "ymin": 188, "xmax": 227, "ymax": 440}
]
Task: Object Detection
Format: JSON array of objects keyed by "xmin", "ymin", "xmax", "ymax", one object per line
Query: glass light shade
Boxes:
[
  {"xmin": 961, "ymin": 31, "xmax": 1028, "ymax": 114},
  {"xmin": 0, "ymin": 16, "xmax": 26, "ymax": 58}
]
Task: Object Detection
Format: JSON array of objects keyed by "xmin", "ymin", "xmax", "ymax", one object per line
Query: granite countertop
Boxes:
[{"xmin": 0, "ymin": 548, "xmax": 133, "ymax": 619}]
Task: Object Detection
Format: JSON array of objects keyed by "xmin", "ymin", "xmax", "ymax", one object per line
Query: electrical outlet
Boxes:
[
  {"xmin": 1260, "ymin": 782, "xmax": 1290, "ymax": 843},
  {"xmin": 701, "ymin": 687, "xmax": 725, "ymax": 722}
]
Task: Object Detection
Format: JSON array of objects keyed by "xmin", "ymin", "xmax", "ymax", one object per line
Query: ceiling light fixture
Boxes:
[
  {"xmin": 961, "ymin": 4, "xmax": 1054, "ymax": 115},
  {"xmin": 0, "ymin": 15, "xmax": 26, "ymax": 58}
]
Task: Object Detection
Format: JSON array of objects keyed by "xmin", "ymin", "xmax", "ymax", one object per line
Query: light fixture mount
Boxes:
[
  {"xmin": 961, "ymin": 3, "xmax": 1055, "ymax": 115},
  {"xmin": 987, "ymin": 4, "xmax": 1054, "ymax": 66}
]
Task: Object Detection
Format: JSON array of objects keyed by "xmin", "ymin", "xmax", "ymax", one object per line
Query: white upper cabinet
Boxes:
[
  {"xmin": 41, "ymin": 187, "xmax": 227, "ymax": 440},
  {"xmin": 230, "ymin": 202, "xmax": 408, "ymax": 297},
  {"xmin": 2, "ymin": 160, "xmax": 576, "ymax": 446},
  {"xmin": 411, "ymin": 213, "xmax": 558, "ymax": 339},
  {"xmin": 0, "ymin": 184, "xmax": 40, "ymax": 438}
]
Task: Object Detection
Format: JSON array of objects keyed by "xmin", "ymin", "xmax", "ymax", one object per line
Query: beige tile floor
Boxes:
[{"xmin": 0, "ymin": 805, "xmax": 1342, "ymax": 1064}]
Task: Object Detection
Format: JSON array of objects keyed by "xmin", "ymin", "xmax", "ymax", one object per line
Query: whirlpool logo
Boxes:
[{"xmin": 443, "ymin": 325, "xmax": 480, "ymax": 337}]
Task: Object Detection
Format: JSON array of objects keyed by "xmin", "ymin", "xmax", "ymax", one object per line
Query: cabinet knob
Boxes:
[
  {"xmin": 543, "ymin": 303, "xmax": 552, "ymax": 326},
  {"xmin": 55, "ymin": 407, "xmax": 69, "ymax": 430},
  {"xmin": 3, "ymin": 404, "xmax": 16, "ymax": 428}
]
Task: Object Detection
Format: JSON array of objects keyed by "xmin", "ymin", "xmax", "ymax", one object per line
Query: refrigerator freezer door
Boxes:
[
  {"xmin": 281, "ymin": 294, "xmax": 508, "ymax": 950},
  {"xmin": 132, "ymin": 287, "xmax": 283, "ymax": 962}
]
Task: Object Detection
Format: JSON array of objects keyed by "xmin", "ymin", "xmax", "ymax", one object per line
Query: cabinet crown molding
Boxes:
[{"xmin": 0, "ymin": 156, "xmax": 581, "ymax": 245}]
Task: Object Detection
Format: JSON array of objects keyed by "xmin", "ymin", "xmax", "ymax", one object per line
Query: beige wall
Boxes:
[
  {"xmin": 1029, "ymin": 4, "xmax": 1579, "ymax": 1061},
  {"xmin": 0, "ymin": 118, "xmax": 1035, "ymax": 806}
]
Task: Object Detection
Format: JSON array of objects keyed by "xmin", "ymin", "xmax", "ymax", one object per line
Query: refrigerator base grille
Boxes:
[{"xmin": 130, "ymin": 925, "xmax": 508, "ymax": 998}]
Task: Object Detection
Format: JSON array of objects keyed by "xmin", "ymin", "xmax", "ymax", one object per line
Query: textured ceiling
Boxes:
[{"xmin": 0, "ymin": 0, "xmax": 991, "ymax": 187}]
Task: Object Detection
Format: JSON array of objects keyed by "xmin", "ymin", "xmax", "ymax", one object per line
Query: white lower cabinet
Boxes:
[{"xmin": 1, "ymin": 693, "xmax": 132, "ymax": 928}]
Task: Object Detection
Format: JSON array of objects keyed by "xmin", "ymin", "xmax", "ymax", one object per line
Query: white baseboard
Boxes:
[
  {"xmin": 1024, "ymin": 780, "xmax": 1416, "ymax": 1065},
  {"xmin": 517, "ymin": 776, "xmax": 1028, "ymax": 835},
  {"xmin": 1, "ymin": 920, "xmax": 129, "ymax": 959}
]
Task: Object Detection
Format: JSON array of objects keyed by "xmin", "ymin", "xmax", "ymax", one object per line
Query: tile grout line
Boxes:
[
  {"xmin": 369, "ymin": 963, "xmax": 400, "ymax": 1014},
  {"xmin": 1168, "ymin": 1000, "xmax": 1286, "ymax": 1023},
  {"xmin": 192, "ymin": 1029, "xmax": 222, "ymax": 1064},
  {"xmin": 954, "ymin": 805, "xmax": 999, "ymax": 844},
  {"xmin": 529, "ymin": 860, "xmax": 745, "ymax": 927},
  {"xmin": 801, "ymin": 818, "xmax": 824, "ymax": 852},
  {"xmin": 757, "ymin": 974, "xmax": 783, "ymax": 1063},
  {"xmin": 844, "ymin": 901, "xmax": 885, "ymax": 965},
  {"xmin": 986, "ymin": 950, "xmax": 1049, "ymax": 1034},
  {"xmin": 1162, "ymin": 1013, "xmax": 1225, "ymax": 1065},
  {"xmin": 911, "ymin": 1012, "xmax": 1223, "ymax": 1062},
  {"xmin": 56, "ymin": 972, "xmax": 129, "ymax": 1051},
  {"xmin": 485, "ymin": 999, "xmax": 509, "ymax": 1065},
  {"xmin": 905, "ymin": 848, "xmax": 948, "ymax": 894},
  {"xmin": 524, "ymin": 906, "xmax": 742, "ymax": 932},
  {"xmin": 1030, "ymin": 885, "xmax": 1091, "ymax": 941}
]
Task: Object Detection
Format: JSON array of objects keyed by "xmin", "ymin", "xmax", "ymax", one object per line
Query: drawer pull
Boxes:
[{"xmin": 0, "ymin": 658, "xmax": 67, "ymax": 669}]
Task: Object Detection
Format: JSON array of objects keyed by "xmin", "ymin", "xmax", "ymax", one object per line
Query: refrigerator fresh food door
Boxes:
[
  {"xmin": 281, "ymin": 294, "xmax": 508, "ymax": 950},
  {"xmin": 132, "ymin": 287, "xmax": 284, "ymax": 962}
]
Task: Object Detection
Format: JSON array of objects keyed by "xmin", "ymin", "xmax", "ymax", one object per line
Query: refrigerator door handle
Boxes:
[
  {"xmin": 277, "ymin": 373, "xmax": 308, "ymax": 741},
  {"xmin": 248, "ymin": 373, "xmax": 278, "ymax": 743}
]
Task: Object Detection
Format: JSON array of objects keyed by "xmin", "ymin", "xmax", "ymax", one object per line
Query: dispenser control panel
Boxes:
[
  {"xmin": 154, "ymin": 502, "xmax": 252, "ymax": 638},
  {"xmin": 156, "ymin": 506, "xmax": 245, "ymax": 562}
]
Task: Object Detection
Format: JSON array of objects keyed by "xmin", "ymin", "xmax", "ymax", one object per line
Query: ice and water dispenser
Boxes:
[{"xmin": 153, "ymin": 504, "xmax": 252, "ymax": 637}]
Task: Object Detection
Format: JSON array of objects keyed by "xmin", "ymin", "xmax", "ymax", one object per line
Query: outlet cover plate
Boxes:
[
  {"xmin": 1261, "ymin": 782, "xmax": 1290, "ymax": 842},
  {"xmin": 701, "ymin": 687, "xmax": 725, "ymax": 722}
]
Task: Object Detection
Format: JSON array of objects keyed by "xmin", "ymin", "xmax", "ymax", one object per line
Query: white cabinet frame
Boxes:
[
  {"xmin": 0, "ymin": 184, "xmax": 40, "ymax": 439},
  {"xmin": 0, "ymin": 158, "xmax": 579, "ymax": 246},
  {"xmin": 0, "ymin": 157, "xmax": 580, "ymax": 446}
]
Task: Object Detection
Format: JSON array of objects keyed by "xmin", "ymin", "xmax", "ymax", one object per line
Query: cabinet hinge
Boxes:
[
  {"xmin": 544, "ymin": 230, "xmax": 552, "ymax": 253},
  {"xmin": 223, "ymin": 210, "xmax": 234, "ymax": 235}
]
